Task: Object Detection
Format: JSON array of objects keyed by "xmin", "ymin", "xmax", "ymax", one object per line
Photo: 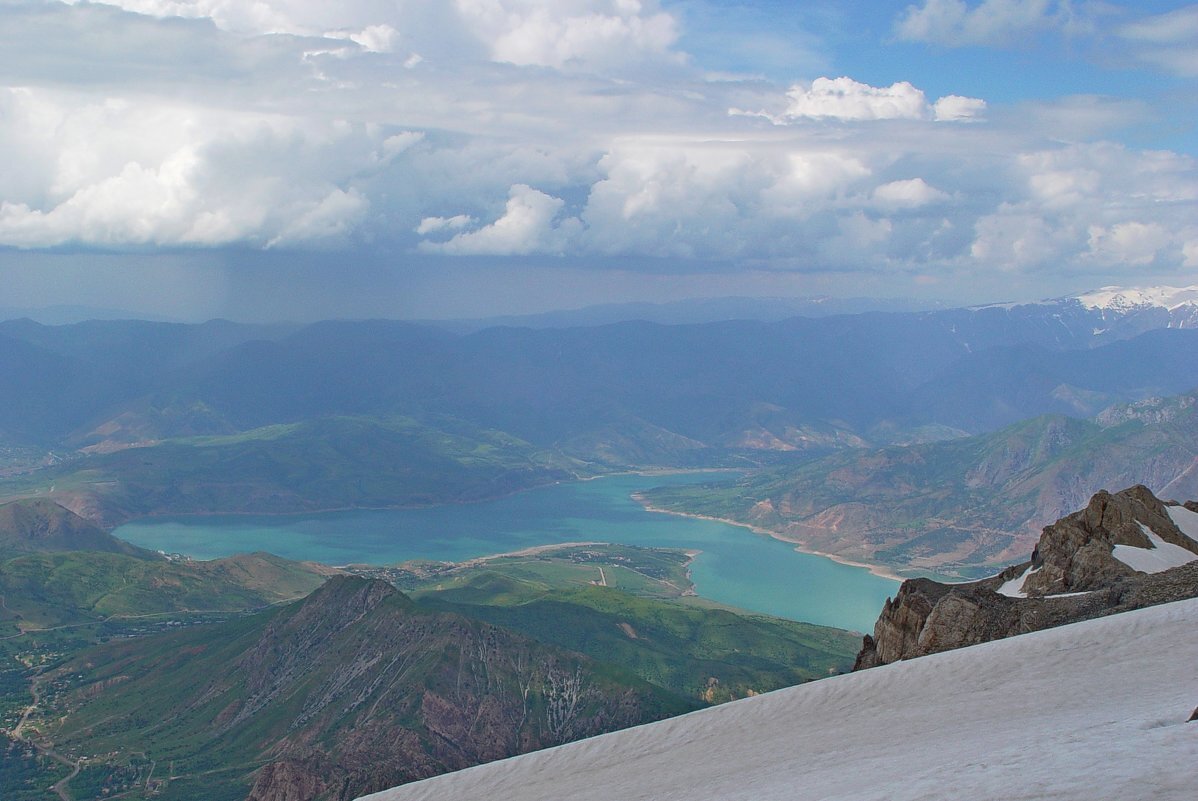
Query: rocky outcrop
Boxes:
[
  {"xmin": 1023, "ymin": 485, "xmax": 1198, "ymax": 595},
  {"xmin": 855, "ymin": 486, "xmax": 1198, "ymax": 670}
]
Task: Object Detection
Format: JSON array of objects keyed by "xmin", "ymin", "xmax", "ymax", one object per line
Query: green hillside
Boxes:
[
  {"xmin": 419, "ymin": 574, "xmax": 857, "ymax": 702},
  {"xmin": 0, "ymin": 415, "xmax": 578, "ymax": 526},
  {"xmin": 641, "ymin": 393, "xmax": 1198, "ymax": 578},
  {"xmin": 0, "ymin": 550, "xmax": 330, "ymax": 636},
  {"xmin": 34, "ymin": 577, "xmax": 693, "ymax": 801},
  {"xmin": 359, "ymin": 543, "xmax": 859, "ymax": 702},
  {"xmin": 0, "ymin": 498, "xmax": 149, "ymax": 558}
]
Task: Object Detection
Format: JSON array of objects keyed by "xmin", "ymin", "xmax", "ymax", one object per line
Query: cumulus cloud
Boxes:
[
  {"xmin": 970, "ymin": 206, "xmax": 1073, "ymax": 268},
  {"xmin": 577, "ymin": 140, "xmax": 772, "ymax": 258},
  {"xmin": 0, "ymin": 86, "xmax": 392, "ymax": 248},
  {"xmin": 737, "ymin": 77, "xmax": 986, "ymax": 124},
  {"xmin": 784, "ymin": 77, "xmax": 930, "ymax": 121},
  {"xmin": 968, "ymin": 142, "xmax": 1198, "ymax": 271},
  {"xmin": 419, "ymin": 184, "xmax": 579, "ymax": 255},
  {"xmin": 895, "ymin": 0, "xmax": 1068, "ymax": 47},
  {"xmin": 933, "ymin": 95, "xmax": 987, "ymax": 122},
  {"xmin": 1, "ymin": 0, "xmax": 1196, "ymax": 291},
  {"xmin": 1086, "ymin": 222, "xmax": 1173, "ymax": 266},
  {"xmin": 873, "ymin": 178, "xmax": 950, "ymax": 209}
]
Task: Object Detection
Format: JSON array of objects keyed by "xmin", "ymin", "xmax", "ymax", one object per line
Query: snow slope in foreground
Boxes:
[{"xmin": 360, "ymin": 598, "xmax": 1198, "ymax": 801}]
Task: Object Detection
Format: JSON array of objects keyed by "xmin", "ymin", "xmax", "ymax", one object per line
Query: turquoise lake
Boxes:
[{"xmin": 113, "ymin": 472, "xmax": 898, "ymax": 633}]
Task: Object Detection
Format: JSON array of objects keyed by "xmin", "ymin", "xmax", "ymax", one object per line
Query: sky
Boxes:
[{"xmin": 1, "ymin": 0, "xmax": 1197, "ymax": 321}]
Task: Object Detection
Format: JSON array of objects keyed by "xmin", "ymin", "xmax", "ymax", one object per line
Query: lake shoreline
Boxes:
[
  {"xmin": 632, "ymin": 494, "xmax": 905, "ymax": 584},
  {"xmin": 115, "ymin": 472, "xmax": 895, "ymax": 632}
]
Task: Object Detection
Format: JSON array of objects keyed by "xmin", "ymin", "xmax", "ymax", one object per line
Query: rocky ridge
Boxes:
[{"xmin": 854, "ymin": 485, "xmax": 1198, "ymax": 669}]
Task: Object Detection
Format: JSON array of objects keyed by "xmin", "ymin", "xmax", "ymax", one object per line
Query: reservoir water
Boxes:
[{"xmin": 114, "ymin": 472, "xmax": 898, "ymax": 633}]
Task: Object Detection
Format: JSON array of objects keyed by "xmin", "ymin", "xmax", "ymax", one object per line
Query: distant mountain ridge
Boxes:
[
  {"xmin": 3, "ymin": 288, "xmax": 1198, "ymax": 525},
  {"xmin": 1071, "ymin": 284, "xmax": 1198, "ymax": 313}
]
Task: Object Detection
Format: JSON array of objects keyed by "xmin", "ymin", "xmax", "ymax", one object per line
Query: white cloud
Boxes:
[
  {"xmin": 419, "ymin": 184, "xmax": 579, "ymax": 255},
  {"xmin": 740, "ymin": 77, "xmax": 986, "ymax": 125},
  {"xmin": 0, "ymin": 87, "xmax": 389, "ymax": 248},
  {"xmin": 572, "ymin": 139, "xmax": 877, "ymax": 260},
  {"xmin": 327, "ymin": 24, "xmax": 400, "ymax": 54},
  {"xmin": 381, "ymin": 132, "xmax": 425, "ymax": 159},
  {"xmin": 1086, "ymin": 222, "xmax": 1172, "ymax": 266},
  {"xmin": 764, "ymin": 151, "xmax": 873, "ymax": 210},
  {"xmin": 970, "ymin": 206, "xmax": 1073, "ymax": 268},
  {"xmin": 821, "ymin": 211, "xmax": 894, "ymax": 262},
  {"xmin": 933, "ymin": 95, "xmax": 987, "ymax": 121},
  {"xmin": 873, "ymin": 178, "xmax": 950, "ymax": 209},
  {"xmin": 896, "ymin": 0, "xmax": 1071, "ymax": 47},
  {"xmin": 415, "ymin": 215, "xmax": 476, "ymax": 235},
  {"xmin": 1118, "ymin": 5, "xmax": 1198, "ymax": 43},
  {"xmin": 783, "ymin": 77, "xmax": 930, "ymax": 121},
  {"xmin": 267, "ymin": 188, "xmax": 368, "ymax": 247},
  {"xmin": 1, "ymin": 0, "xmax": 1196, "ymax": 292},
  {"xmin": 68, "ymin": 0, "xmax": 683, "ymax": 70},
  {"xmin": 968, "ymin": 142, "xmax": 1198, "ymax": 271},
  {"xmin": 1117, "ymin": 6, "xmax": 1198, "ymax": 77},
  {"xmin": 1184, "ymin": 240, "xmax": 1198, "ymax": 269},
  {"xmin": 456, "ymin": 0, "xmax": 681, "ymax": 70}
]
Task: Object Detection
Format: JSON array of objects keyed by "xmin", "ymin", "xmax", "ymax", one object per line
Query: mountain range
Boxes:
[{"xmin": 1, "ymin": 286, "xmax": 1197, "ymax": 532}]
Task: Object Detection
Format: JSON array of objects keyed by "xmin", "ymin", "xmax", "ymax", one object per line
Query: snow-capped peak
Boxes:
[{"xmin": 1072, "ymin": 285, "xmax": 1198, "ymax": 312}]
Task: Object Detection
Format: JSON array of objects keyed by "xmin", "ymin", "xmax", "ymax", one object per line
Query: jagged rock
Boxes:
[
  {"xmin": 854, "ymin": 486, "xmax": 1198, "ymax": 670},
  {"xmin": 1024, "ymin": 485, "xmax": 1198, "ymax": 595}
]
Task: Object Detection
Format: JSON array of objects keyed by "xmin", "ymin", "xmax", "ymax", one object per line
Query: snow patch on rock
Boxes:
[
  {"xmin": 996, "ymin": 564, "xmax": 1037, "ymax": 598},
  {"xmin": 1111, "ymin": 523, "xmax": 1198, "ymax": 574},
  {"xmin": 1167, "ymin": 505, "xmax": 1198, "ymax": 540}
]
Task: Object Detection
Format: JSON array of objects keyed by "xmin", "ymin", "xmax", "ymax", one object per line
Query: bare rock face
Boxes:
[
  {"xmin": 1023, "ymin": 485, "xmax": 1198, "ymax": 595},
  {"xmin": 854, "ymin": 486, "xmax": 1198, "ymax": 670},
  {"xmin": 853, "ymin": 580, "xmax": 949, "ymax": 669},
  {"xmin": 247, "ymin": 759, "xmax": 334, "ymax": 801}
]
